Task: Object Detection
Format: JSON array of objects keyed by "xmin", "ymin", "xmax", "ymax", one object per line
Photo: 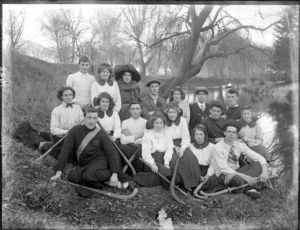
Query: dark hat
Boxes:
[
  {"xmin": 114, "ymin": 64, "xmax": 141, "ymax": 82},
  {"xmin": 223, "ymin": 119, "xmax": 242, "ymax": 132},
  {"xmin": 145, "ymin": 79, "xmax": 161, "ymax": 87},
  {"xmin": 195, "ymin": 87, "xmax": 208, "ymax": 95}
]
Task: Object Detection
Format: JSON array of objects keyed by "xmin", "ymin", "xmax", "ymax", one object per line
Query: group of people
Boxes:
[{"xmin": 48, "ymin": 56, "xmax": 270, "ymax": 200}]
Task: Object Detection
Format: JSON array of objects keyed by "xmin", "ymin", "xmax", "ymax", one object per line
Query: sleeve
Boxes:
[
  {"xmin": 76, "ymin": 107, "xmax": 84, "ymax": 125},
  {"xmin": 53, "ymin": 127, "xmax": 76, "ymax": 172},
  {"xmin": 114, "ymin": 82, "xmax": 122, "ymax": 113},
  {"xmin": 113, "ymin": 111, "xmax": 121, "ymax": 138},
  {"xmin": 120, "ymin": 120, "xmax": 135, "ymax": 144},
  {"xmin": 142, "ymin": 132, "xmax": 155, "ymax": 165},
  {"xmin": 163, "ymin": 129, "xmax": 174, "ymax": 166},
  {"xmin": 206, "ymin": 145, "xmax": 216, "ymax": 176},
  {"xmin": 211, "ymin": 145, "xmax": 236, "ymax": 175},
  {"xmin": 185, "ymin": 102, "xmax": 190, "ymax": 124},
  {"xmin": 90, "ymin": 82, "xmax": 98, "ymax": 107},
  {"xmin": 50, "ymin": 107, "xmax": 68, "ymax": 136},
  {"xmin": 180, "ymin": 118, "xmax": 191, "ymax": 150},
  {"xmin": 100, "ymin": 129, "xmax": 120, "ymax": 173},
  {"xmin": 66, "ymin": 74, "xmax": 74, "ymax": 87},
  {"xmin": 241, "ymin": 142, "xmax": 267, "ymax": 165},
  {"xmin": 255, "ymin": 124, "xmax": 263, "ymax": 142}
]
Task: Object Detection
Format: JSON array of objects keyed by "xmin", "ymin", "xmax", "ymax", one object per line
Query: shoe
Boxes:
[
  {"xmin": 128, "ymin": 180, "xmax": 138, "ymax": 190},
  {"xmin": 244, "ymin": 189, "xmax": 261, "ymax": 200}
]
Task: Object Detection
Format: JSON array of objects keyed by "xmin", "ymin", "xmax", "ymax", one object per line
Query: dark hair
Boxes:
[
  {"xmin": 163, "ymin": 101, "xmax": 181, "ymax": 115},
  {"xmin": 169, "ymin": 86, "xmax": 185, "ymax": 101},
  {"xmin": 84, "ymin": 106, "xmax": 99, "ymax": 116},
  {"xmin": 222, "ymin": 120, "xmax": 242, "ymax": 132},
  {"xmin": 97, "ymin": 63, "xmax": 113, "ymax": 77},
  {"xmin": 95, "ymin": 92, "xmax": 115, "ymax": 110},
  {"xmin": 227, "ymin": 88, "xmax": 239, "ymax": 96},
  {"xmin": 192, "ymin": 124, "xmax": 208, "ymax": 142},
  {"xmin": 209, "ymin": 100, "xmax": 224, "ymax": 111},
  {"xmin": 148, "ymin": 111, "xmax": 166, "ymax": 129},
  {"xmin": 56, "ymin": 86, "xmax": 75, "ymax": 101},
  {"xmin": 129, "ymin": 101, "xmax": 142, "ymax": 109},
  {"xmin": 78, "ymin": 56, "xmax": 90, "ymax": 64}
]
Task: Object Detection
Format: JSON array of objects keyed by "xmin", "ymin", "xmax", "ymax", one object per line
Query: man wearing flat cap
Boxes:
[
  {"xmin": 211, "ymin": 119, "xmax": 269, "ymax": 200},
  {"xmin": 189, "ymin": 87, "xmax": 210, "ymax": 132},
  {"xmin": 141, "ymin": 79, "xmax": 166, "ymax": 120}
]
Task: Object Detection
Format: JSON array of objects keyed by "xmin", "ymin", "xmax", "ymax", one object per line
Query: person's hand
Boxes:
[
  {"xmin": 239, "ymin": 174, "xmax": 257, "ymax": 186},
  {"xmin": 109, "ymin": 173, "xmax": 119, "ymax": 187},
  {"xmin": 247, "ymin": 141, "xmax": 255, "ymax": 147},
  {"xmin": 110, "ymin": 136, "xmax": 117, "ymax": 142},
  {"xmin": 151, "ymin": 164, "xmax": 159, "ymax": 173},
  {"xmin": 221, "ymin": 115, "xmax": 227, "ymax": 119},
  {"xmin": 164, "ymin": 164, "xmax": 170, "ymax": 169},
  {"xmin": 202, "ymin": 175, "xmax": 210, "ymax": 184},
  {"xmin": 50, "ymin": 171, "xmax": 62, "ymax": 182},
  {"xmin": 259, "ymin": 164, "xmax": 269, "ymax": 183},
  {"xmin": 121, "ymin": 129, "xmax": 131, "ymax": 136},
  {"xmin": 134, "ymin": 138, "xmax": 142, "ymax": 145},
  {"xmin": 177, "ymin": 148, "xmax": 185, "ymax": 158}
]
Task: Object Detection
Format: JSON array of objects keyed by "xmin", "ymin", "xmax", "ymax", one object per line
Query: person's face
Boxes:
[
  {"xmin": 100, "ymin": 97, "xmax": 110, "ymax": 111},
  {"xmin": 242, "ymin": 110, "xmax": 253, "ymax": 123},
  {"xmin": 79, "ymin": 62, "xmax": 90, "ymax": 74},
  {"xmin": 150, "ymin": 83, "xmax": 160, "ymax": 95},
  {"xmin": 100, "ymin": 68, "xmax": 111, "ymax": 81},
  {"xmin": 62, "ymin": 90, "xmax": 74, "ymax": 104},
  {"xmin": 210, "ymin": 106, "xmax": 222, "ymax": 120},
  {"xmin": 122, "ymin": 72, "xmax": 132, "ymax": 83},
  {"xmin": 227, "ymin": 93, "xmax": 239, "ymax": 107},
  {"xmin": 153, "ymin": 118, "xmax": 164, "ymax": 132},
  {"xmin": 196, "ymin": 92, "xmax": 208, "ymax": 103},
  {"xmin": 172, "ymin": 91, "xmax": 181, "ymax": 102},
  {"xmin": 130, "ymin": 104, "xmax": 142, "ymax": 119},
  {"xmin": 167, "ymin": 108, "xmax": 178, "ymax": 121},
  {"xmin": 194, "ymin": 130, "xmax": 205, "ymax": 145},
  {"xmin": 223, "ymin": 126, "xmax": 238, "ymax": 141},
  {"xmin": 84, "ymin": 112, "xmax": 98, "ymax": 129}
]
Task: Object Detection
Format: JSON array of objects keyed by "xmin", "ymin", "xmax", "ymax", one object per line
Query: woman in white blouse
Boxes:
[
  {"xmin": 164, "ymin": 101, "xmax": 201, "ymax": 190},
  {"xmin": 141, "ymin": 111, "xmax": 174, "ymax": 186},
  {"xmin": 49, "ymin": 86, "xmax": 84, "ymax": 159},
  {"xmin": 189, "ymin": 124, "xmax": 220, "ymax": 192},
  {"xmin": 91, "ymin": 63, "xmax": 122, "ymax": 112},
  {"xmin": 238, "ymin": 105, "xmax": 270, "ymax": 162},
  {"xmin": 94, "ymin": 92, "xmax": 121, "ymax": 142}
]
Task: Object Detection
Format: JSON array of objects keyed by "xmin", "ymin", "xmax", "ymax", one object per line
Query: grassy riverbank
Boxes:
[{"xmin": 2, "ymin": 52, "xmax": 298, "ymax": 229}]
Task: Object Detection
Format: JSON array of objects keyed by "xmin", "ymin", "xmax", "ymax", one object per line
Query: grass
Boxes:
[{"xmin": 2, "ymin": 52, "xmax": 298, "ymax": 229}]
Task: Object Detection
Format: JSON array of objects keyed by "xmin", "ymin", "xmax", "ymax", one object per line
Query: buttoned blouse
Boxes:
[{"xmin": 98, "ymin": 110, "xmax": 121, "ymax": 139}]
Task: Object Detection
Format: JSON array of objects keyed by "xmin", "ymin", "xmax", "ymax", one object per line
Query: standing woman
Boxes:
[
  {"xmin": 168, "ymin": 86, "xmax": 190, "ymax": 124},
  {"xmin": 94, "ymin": 92, "xmax": 121, "ymax": 142},
  {"xmin": 49, "ymin": 86, "xmax": 84, "ymax": 159},
  {"xmin": 238, "ymin": 105, "xmax": 270, "ymax": 162},
  {"xmin": 114, "ymin": 64, "xmax": 141, "ymax": 121},
  {"xmin": 91, "ymin": 63, "xmax": 122, "ymax": 112},
  {"xmin": 164, "ymin": 101, "xmax": 202, "ymax": 190}
]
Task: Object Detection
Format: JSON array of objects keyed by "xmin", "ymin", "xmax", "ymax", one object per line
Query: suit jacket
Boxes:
[
  {"xmin": 189, "ymin": 102, "xmax": 210, "ymax": 131},
  {"xmin": 141, "ymin": 94, "xmax": 166, "ymax": 120}
]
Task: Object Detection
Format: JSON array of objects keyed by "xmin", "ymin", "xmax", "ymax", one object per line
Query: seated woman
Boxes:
[
  {"xmin": 167, "ymin": 86, "xmax": 190, "ymax": 124},
  {"xmin": 91, "ymin": 63, "xmax": 122, "ymax": 112},
  {"xmin": 238, "ymin": 105, "xmax": 270, "ymax": 162},
  {"xmin": 134, "ymin": 111, "xmax": 175, "ymax": 187},
  {"xmin": 49, "ymin": 86, "xmax": 84, "ymax": 159},
  {"xmin": 164, "ymin": 101, "xmax": 201, "ymax": 190},
  {"xmin": 189, "ymin": 125, "xmax": 220, "ymax": 192},
  {"xmin": 94, "ymin": 92, "xmax": 121, "ymax": 142},
  {"xmin": 114, "ymin": 64, "xmax": 141, "ymax": 121}
]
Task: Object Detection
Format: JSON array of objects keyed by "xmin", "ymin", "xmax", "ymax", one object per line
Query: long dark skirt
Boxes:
[
  {"xmin": 170, "ymin": 148, "xmax": 202, "ymax": 189},
  {"xmin": 219, "ymin": 161, "xmax": 263, "ymax": 192},
  {"xmin": 198, "ymin": 165, "xmax": 223, "ymax": 192},
  {"xmin": 250, "ymin": 144, "xmax": 270, "ymax": 162},
  {"xmin": 132, "ymin": 151, "xmax": 175, "ymax": 188}
]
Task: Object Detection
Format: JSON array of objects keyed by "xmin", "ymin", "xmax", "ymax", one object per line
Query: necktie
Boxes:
[
  {"xmin": 228, "ymin": 146, "xmax": 238, "ymax": 164},
  {"xmin": 66, "ymin": 103, "xmax": 74, "ymax": 108},
  {"xmin": 199, "ymin": 103, "xmax": 204, "ymax": 111}
]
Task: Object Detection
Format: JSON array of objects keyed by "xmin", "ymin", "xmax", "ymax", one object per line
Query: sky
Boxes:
[{"xmin": 2, "ymin": 4, "xmax": 287, "ymax": 48}]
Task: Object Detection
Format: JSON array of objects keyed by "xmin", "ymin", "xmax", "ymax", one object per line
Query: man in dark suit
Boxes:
[
  {"xmin": 141, "ymin": 79, "xmax": 166, "ymax": 120},
  {"xmin": 189, "ymin": 87, "xmax": 210, "ymax": 132}
]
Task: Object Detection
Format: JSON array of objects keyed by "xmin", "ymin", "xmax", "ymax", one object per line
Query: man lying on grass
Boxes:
[
  {"xmin": 50, "ymin": 106, "xmax": 129, "ymax": 190},
  {"xmin": 212, "ymin": 120, "xmax": 269, "ymax": 200}
]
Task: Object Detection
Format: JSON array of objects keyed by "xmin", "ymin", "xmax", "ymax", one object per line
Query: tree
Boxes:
[
  {"xmin": 272, "ymin": 6, "xmax": 299, "ymax": 83},
  {"xmin": 5, "ymin": 8, "xmax": 26, "ymax": 51}
]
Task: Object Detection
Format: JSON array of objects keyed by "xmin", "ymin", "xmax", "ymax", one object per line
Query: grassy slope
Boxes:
[{"xmin": 2, "ymin": 53, "xmax": 298, "ymax": 229}]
